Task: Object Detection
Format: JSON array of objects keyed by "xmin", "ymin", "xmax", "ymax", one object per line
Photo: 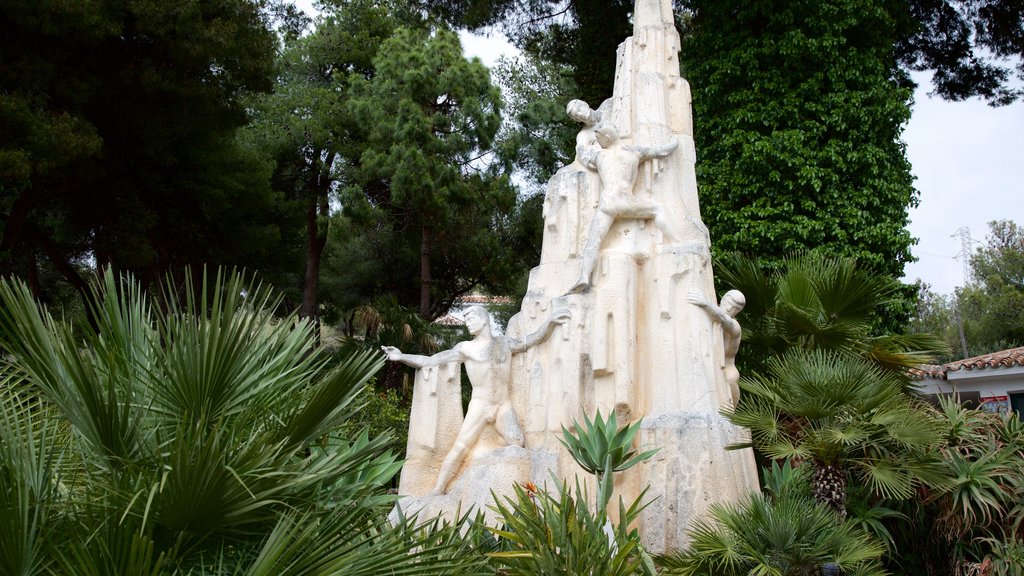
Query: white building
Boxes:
[{"xmin": 915, "ymin": 346, "xmax": 1024, "ymax": 415}]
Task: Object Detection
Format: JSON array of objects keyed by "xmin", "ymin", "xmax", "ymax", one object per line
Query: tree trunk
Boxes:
[
  {"xmin": 420, "ymin": 224, "xmax": 432, "ymax": 318},
  {"xmin": 301, "ymin": 193, "xmax": 327, "ymax": 334},
  {"xmin": 812, "ymin": 461, "xmax": 847, "ymax": 518},
  {"xmin": 300, "ymin": 151, "xmax": 334, "ymax": 343}
]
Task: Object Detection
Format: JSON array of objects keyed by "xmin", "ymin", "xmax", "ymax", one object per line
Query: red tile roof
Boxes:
[
  {"xmin": 432, "ymin": 294, "xmax": 514, "ymax": 326},
  {"xmin": 434, "ymin": 314, "xmax": 465, "ymax": 327},
  {"xmin": 914, "ymin": 346, "xmax": 1024, "ymax": 380},
  {"xmin": 458, "ymin": 294, "xmax": 514, "ymax": 305}
]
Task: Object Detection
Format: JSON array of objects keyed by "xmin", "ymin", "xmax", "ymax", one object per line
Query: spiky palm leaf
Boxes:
[
  {"xmin": 715, "ymin": 252, "xmax": 944, "ymax": 375},
  {"xmin": 487, "ymin": 482, "xmax": 653, "ymax": 576},
  {"xmin": 660, "ymin": 487, "xmax": 888, "ymax": 576},
  {"xmin": 0, "ymin": 366, "xmax": 65, "ymax": 576},
  {"xmin": 0, "ymin": 270, "xmax": 483, "ymax": 574},
  {"xmin": 726, "ymin": 349, "xmax": 947, "ymax": 511}
]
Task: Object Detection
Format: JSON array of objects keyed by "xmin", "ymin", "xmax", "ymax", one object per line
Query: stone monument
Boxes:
[{"xmin": 390, "ymin": 0, "xmax": 759, "ymax": 553}]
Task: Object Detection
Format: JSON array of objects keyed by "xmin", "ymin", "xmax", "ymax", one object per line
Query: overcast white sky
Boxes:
[{"xmin": 296, "ymin": 2, "xmax": 1023, "ymax": 297}]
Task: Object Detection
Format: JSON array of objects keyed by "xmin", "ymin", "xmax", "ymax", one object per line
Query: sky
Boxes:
[{"xmin": 295, "ymin": 2, "xmax": 1023, "ymax": 297}]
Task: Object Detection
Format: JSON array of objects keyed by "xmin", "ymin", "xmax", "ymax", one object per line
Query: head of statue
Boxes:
[
  {"xmin": 721, "ymin": 290, "xmax": 746, "ymax": 317},
  {"xmin": 464, "ymin": 305, "xmax": 492, "ymax": 336},
  {"xmin": 594, "ymin": 122, "xmax": 619, "ymax": 147},
  {"xmin": 566, "ymin": 99, "xmax": 596, "ymax": 124}
]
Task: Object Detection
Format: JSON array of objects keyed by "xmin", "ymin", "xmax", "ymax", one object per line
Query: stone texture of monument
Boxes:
[{"xmin": 393, "ymin": 0, "xmax": 759, "ymax": 553}]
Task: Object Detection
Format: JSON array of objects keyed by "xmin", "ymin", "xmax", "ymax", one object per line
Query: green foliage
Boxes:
[
  {"xmin": 492, "ymin": 53, "xmax": 580, "ymax": 187},
  {"xmin": 959, "ymin": 220, "xmax": 1024, "ymax": 352},
  {"xmin": 716, "ymin": 252, "xmax": 942, "ymax": 375},
  {"xmin": 1, "ymin": 0, "xmax": 280, "ymax": 304},
  {"xmin": 728, "ymin": 350, "xmax": 946, "ymax": 505},
  {"xmin": 348, "ymin": 25, "xmax": 529, "ymax": 318},
  {"xmin": 243, "ymin": 0, "xmax": 404, "ymax": 323},
  {"xmin": 681, "ymin": 0, "xmax": 917, "ymax": 284},
  {"xmin": 888, "ymin": 398, "xmax": 1024, "ymax": 574},
  {"xmin": 487, "ymin": 482, "xmax": 654, "ymax": 576},
  {"xmin": 559, "ymin": 410, "xmax": 658, "ymax": 515},
  {"xmin": 660, "ymin": 469, "xmax": 889, "ymax": 576},
  {"xmin": 0, "ymin": 269, "xmax": 487, "ymax": 574}
]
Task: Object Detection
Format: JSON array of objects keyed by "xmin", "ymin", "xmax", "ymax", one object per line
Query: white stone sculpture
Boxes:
[
  {"xmin": 392, "ymin": 0, "xmax": 760, "ymax": 553},
  {"xmin": 686, "ymin": 290, "xmax": 746, "ymax": 404},
  {"xmin": 570, "ymin": 122, "xmax": 679, "ymax": 293},
  {"xmin": 567, "ymin": 99, "xmax": 603, "ymax": 164},
  {"xmin": 383, "ymin": 305, "xmax": 570, "ymax": 495}
]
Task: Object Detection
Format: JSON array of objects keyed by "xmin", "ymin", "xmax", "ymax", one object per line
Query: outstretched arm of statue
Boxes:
[
  {"xmin": 381, "ymin": 345, "xmax": 463, "ymax": 369},
  {"xmin": 685, "ymin": 292, "xmax": 739, "ymax": 334},
  {"xmin": 511, "ymin": 308, "xmax": 571, "ymax": 353},
  {"xmin": 630, "ymin": 138, "xmax": 678, "ymax": 161}
]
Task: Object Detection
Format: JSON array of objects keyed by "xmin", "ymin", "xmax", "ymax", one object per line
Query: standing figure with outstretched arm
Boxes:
[
  {"xmin": 383, "ymin": 305, "xmax": 571, "ymax": 495},
  {"xmin": 570, "ymin": 122, "xmax": 679, "ymax": 293},
  {"xmin": 686, "ymin": 290, "xmax": 746, "ymax": 404}
]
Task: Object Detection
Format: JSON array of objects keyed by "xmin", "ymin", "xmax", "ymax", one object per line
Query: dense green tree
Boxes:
[
  {"xmin": 491, "ymin": 54, "xmax": 579, "ymax": 187},
  {"xmin": 244, "ymin": 0, "xmax": 404, "ymax": 327},
  {"xmin": 421, "ymin": 0, "xmax": 1024, "ymax": 108},
  {"xmin": 349, "ymin": 26, "xmax": 522, "ymax": 318},
  {"xmin": 681, "ymin": 0, "xmax": 918, "ymax": 282},
  {"xmin": 1, "ymin": 0, "xmax": 281, "ymax": 307},
  {"xmin": 960, "ymin": 220, "xmax": 1024, "ymax": 349}
]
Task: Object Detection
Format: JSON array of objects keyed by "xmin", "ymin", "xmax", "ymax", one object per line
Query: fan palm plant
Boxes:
[
  {"xmin": 715, "ymin": 252, "xmax": 942, "ymax": 375},
  {"xmin": 0, "ymin": 270, "xmax": 489, "ymax": 575},
  {"xmin": 659, "ymin": 461, "xmax": 888, "ymax": 576},
  {"xmin": 726, "ymin": 349, "xmax": 947, "ymax": 515}
]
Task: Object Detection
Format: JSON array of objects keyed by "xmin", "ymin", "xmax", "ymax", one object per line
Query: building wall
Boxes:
[{"xmin": 917, "ymin": 366, "xmax": 1024, "ymax": 413}]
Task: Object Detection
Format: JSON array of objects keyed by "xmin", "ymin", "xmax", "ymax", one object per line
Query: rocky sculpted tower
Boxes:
[{"xmin": 394, "ymin": 0, "xmax": 759, "ymax": 553}]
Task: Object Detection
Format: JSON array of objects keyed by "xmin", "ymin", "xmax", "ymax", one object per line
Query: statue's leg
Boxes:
[
  {"xmin": 430, "ymin": 404, "xmax": 488, "ymax": 495},
  {"xmin": 495, "ymin": 402, "xmax": 525, "ymax": 447},
  {"xmin": 570, "ymin": 209, "xmax": 614, "ymax": 293}
]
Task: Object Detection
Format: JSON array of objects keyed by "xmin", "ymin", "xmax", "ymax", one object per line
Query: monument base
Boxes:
[
  {"xmin": 636, "ymin": 411, "xmax": 759, "ymax": 553},
  {"xmin": 391, "ymin": 445, "xmax": 560, "ymax": 526}
]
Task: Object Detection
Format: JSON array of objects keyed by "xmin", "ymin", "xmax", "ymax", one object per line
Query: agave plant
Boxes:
[
  {"xmin": 0, "ymin": 270, "xmax": 489, "ymax": 575},
  {"xmin": 559, "ymin": 409, "xmax": 658, "ymax": 516},
  {"xmin": 487, "ymin": 481, "xmax": 655, "ymax": 576}
]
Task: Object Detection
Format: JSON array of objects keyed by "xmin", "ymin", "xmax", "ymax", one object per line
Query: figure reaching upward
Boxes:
[{"xmin": 570, "ymin": 122, "xmax": 678, "ymax": 293}]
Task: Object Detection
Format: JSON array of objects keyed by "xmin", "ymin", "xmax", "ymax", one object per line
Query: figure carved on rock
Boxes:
[
  {"xmin": 383, "ymin": 305, "xmax": 571, "ymax": 495},
  {"xmin": 567, "ymin": 99, "xmax": 603, "ymax": 164},
  {"xmin": 686, "ymin": 290, "xmax": 746, "ymax": 403},
  {"xmin": 570, "ymin": 122, "xmax": 679, "ymax": 293},
  {"xmin": 543, "ymin": 99, "xmax": 606, "ymax": 231}
]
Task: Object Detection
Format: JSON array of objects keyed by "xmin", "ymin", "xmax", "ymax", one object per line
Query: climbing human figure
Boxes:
[{"xmin": 570, "ymin": 122, "xmax": 678, "ymax": 293}]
